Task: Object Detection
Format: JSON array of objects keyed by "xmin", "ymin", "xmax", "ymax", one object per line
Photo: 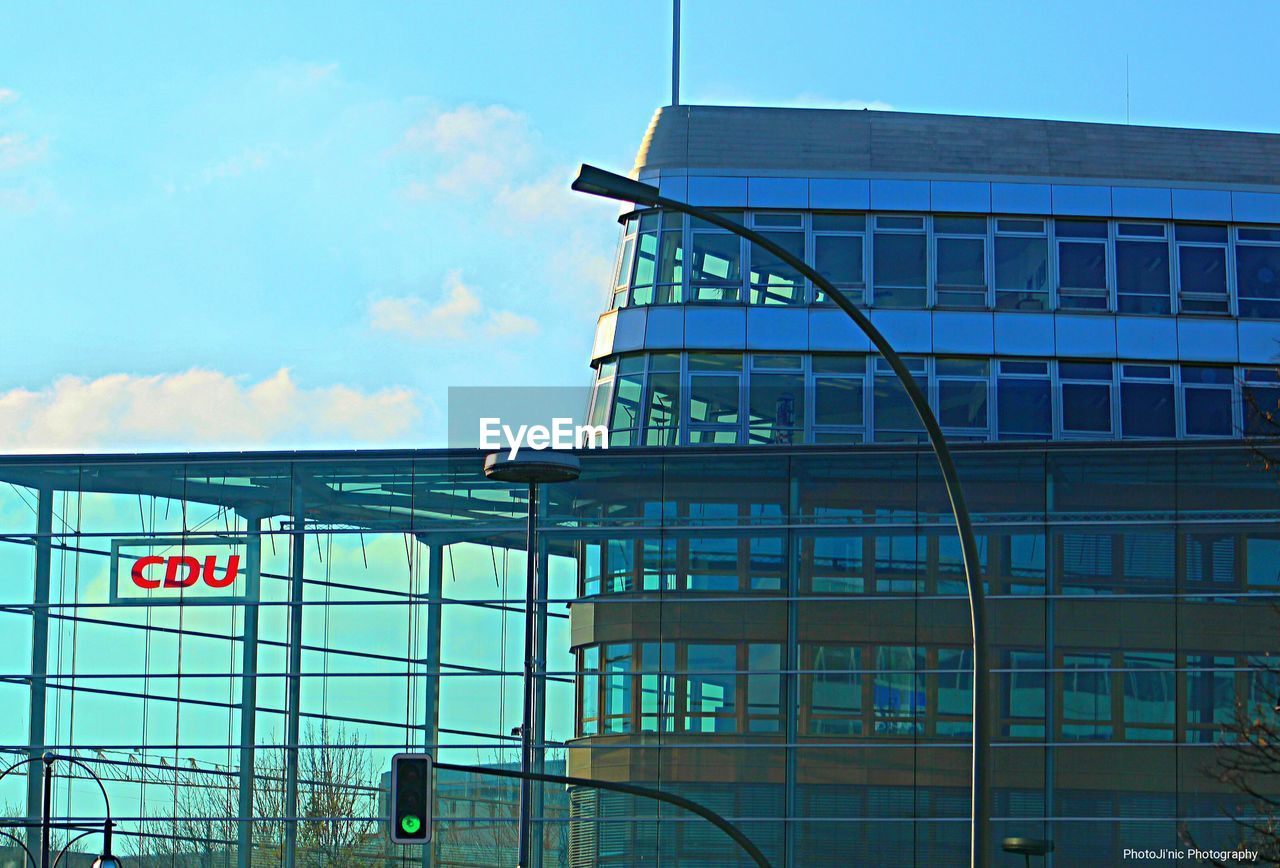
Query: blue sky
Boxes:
[{"xmin": 2, "ymin": 0, "xmax": 1278, "ymax": 451}]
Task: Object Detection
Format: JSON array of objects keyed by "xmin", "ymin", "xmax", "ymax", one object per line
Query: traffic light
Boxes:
[{"xmin": 389, "ymin": 752, "xmax": 433, "ymax": 844}]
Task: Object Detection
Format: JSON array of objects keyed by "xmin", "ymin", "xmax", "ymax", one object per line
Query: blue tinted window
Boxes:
[
  {"xmin": 1121, "ymin": 381, "xmax": 1175, "ymax": 438},
  {"xmin": 1244, "ymin": 384, "xmax": 1280, "ymax": 436},
  {"xmin": 1060, "ymin": 362, "xmax": 1111, "ymax": 380},
  {"xmin": 1062, "ymin": 383, "xmax": 1112, "ymax": 433},
  {"xmin": 1184, "ymin": 387, "xmax": 1233, "ymax": 437},
  {"xmin": 1062, "ymin": 653, "xmax": 1113, "ymax": 740},
  {"xmin": 1116, "ymin": 239, "xmax": 1171, "ymax": 314},
  {"xmin": 938, "ymin": 369, "xmax": 989, "ymax": 429},
  {"xmin": 1237, "ymin": 243, "xmax": 1280, "ymax": 318},
  {"xmin": 1175, "ymin": 223, "xmax": 1227, "ymax": 243},
  {"xmin": 997, "ymin": 378, "xmax": 1051, "ymax": 438}
]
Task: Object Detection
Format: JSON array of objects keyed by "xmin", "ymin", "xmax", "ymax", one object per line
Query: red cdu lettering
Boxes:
[
  {"xmin": 203, "ymin": 554, "xmax": 240, "ymax": 589},
  {"xmin": 131, "ymin": 555, "xmax": 165, "ymax": 589},
  {"xmin": 163, "ymin": 556, "xmax": 201, "ymax": 588}
]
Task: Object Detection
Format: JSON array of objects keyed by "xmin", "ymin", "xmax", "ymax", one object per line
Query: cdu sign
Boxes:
[{"xmin": 110, "ymin": 536, "xmax": 252, "ymax": 605}]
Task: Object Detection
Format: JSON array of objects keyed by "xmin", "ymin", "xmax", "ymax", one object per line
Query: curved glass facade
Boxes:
[
  {"xmin": 607, "ymin": 209, "xmax": 1280, "ymax": 318},
  {"xmin": 590, "ymin": 352, "xmax": 1273, "ymax": 446}
]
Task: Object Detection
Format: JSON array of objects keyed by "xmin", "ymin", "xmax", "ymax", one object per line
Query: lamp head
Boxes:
[
  {"xmin": 484, "ymin": 451, "xmax": 581, "ymax": 484},
  {"xmin": 571, "ymin": 164, "xmax": 661, "ymax": 207},
  {"xmin": 1002, "ymin": 837, "xmax": 1053, "ymax": 856}
]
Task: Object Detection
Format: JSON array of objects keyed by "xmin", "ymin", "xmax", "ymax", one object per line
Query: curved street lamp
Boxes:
[
  {"xmin": 572, "ymin": 164, "xmax": 990, "ymax": 867},
  {"xmin": 0, "ymin": 752, "xmax": 122, "ymax": 868}
]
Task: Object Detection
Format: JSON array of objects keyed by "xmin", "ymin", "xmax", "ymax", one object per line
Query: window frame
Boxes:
[
  {"xmin": 1053, "ymin": 218, "xmax": 1112, "ymax": 312},
  {"xmin": 993, "ymin": 217, "xmax": 1050, "ymax": 311},
  {"xmin": 871, "ymin": 214, "xmax": 929, "ymax": 309},
  {"xmin": 932, "ymin": 215, "xmax": 990, "ymax": 309},
  {"xmin": 1174, "ymin": 222, "xmax": 1232, "ymax": 316}
]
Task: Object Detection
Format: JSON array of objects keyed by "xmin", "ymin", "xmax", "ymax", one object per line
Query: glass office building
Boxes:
[{"xmin": 4, "ymin": 106, "xmax": 1280, "ymax": 867}]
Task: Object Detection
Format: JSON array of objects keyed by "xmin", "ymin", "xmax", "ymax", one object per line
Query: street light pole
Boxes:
[
  {"xmin": 571, "ymin": 164, "xmax": 991, "ymax": 867},
  {"xmin": 483, "ymin": 451, "xmax": 582, "ymax": 868}
]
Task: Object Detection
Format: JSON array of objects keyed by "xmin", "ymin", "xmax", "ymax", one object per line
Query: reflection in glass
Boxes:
[
  {"xmin": 1062, "ymin": 653, "xmax": 1112, "ymax": 740},
  {"xmin": 1177, "ymin": 245, "xmax": 1228, "ymax": 313},
  {"xmin": 749, "ymin": 231, "xmax": 805, "ymax": 305},
  {"xmin": 1237, "ymin": 242, "xmax": 1280, "ymax": 318},
  {"xmin": 873, "ymin": 231, "xmax": 927, "ymax": 308},
  {"xmin": 808, "ymin": 645, "xmax": 862, "ymax": 735},
  {"xmin": 1116, "ymin": 236, "xmax": 1171, "ymax": 314},
  {"xmin": 995, "ymin": 234, "xmax": 1049, "ymax": 310}
]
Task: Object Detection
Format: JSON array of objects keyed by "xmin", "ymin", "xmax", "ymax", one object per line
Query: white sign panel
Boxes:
[{"xmin": 109, "ymin": 536, "xmax": 251, "ymax": 605}]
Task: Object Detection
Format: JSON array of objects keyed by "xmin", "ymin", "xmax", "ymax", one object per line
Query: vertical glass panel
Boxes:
[
  {"xmin": 1057, "ymin": 221, "xmax": 1108, "ymax": 310},
  {"xmin": 814, "ymin": 377, "xmax": 864, "ymax": 428},
  {"xmin": 994, "ymin": 235, "xmax": 1049, "ymax": 310},
  {"xmin": 1003, "ymin": 651, "xmax": 1046, "ymax": 737},
  {"xmin": 997, "ymin": 371, "xmax": 1051, "ymax": 439},
  {"xmin": 643, "ymin": 371, "xmax": 681, "ymax": 445},
  {"xmin": 935, "ymin": 236, "xmax": 987, "ymax": 308},
  {"xmin": 807, "ymin": 645, "xmax": 862, "ymax": 734},
  {"xmin": 804, "ymin": 534, "xmax": 864, "ymax": 594},
  {"xmin": 655, "ymin": 229, "xmax": 684, "ymax": 304},
  {"xmin": 1120, "ymin": 381, "xmax": 1175, "ymax": 438},
  {"xmin": 688, "ymin": 376, "xmax": 740, "ymax": 426},
  {"xmin": 749, "ymin": 231, "xmax": 805, "ymax": 305},
  {"xmin": 814, "ymin": 234, "xmax": 864, "ymax": 285},
  {"xmin": 685, "ymin": 644, "xmax": 737, "ymax": 734},
  {"xmin": 1061, "ymin": 383, "xmax": 1112, "ymax": 434},
  {"xmin": 1115, "ymin": 240, "xmax": 1171, "ymax": 314},
  {"xmin": 1185, "ymin": 655, "xmax": 1235, "ymax": 742},
  {"xmin": 1061, "ymin": 653, "xmax": 1113, "ymax": 740},
  {"xmin": 873, "ymin": 359, "xmax": 926, "ymax": 442},
  {"xmin": 640, "ymin": 642, "xmax": 676, "ymax": 732},
  {"xmin": 1236, "ymin": 242, "xmax": 1280, "ymax": 318},
  {"xmin": 690, "ymin": 232, "xmax": 741, "ymax": 301},
  {"xmin": 873, "ymin": 646, "xmax": 923, "ymax": 734},
  {"xmin": 935, "ymin": 648, "xmax": 973, "ymax": 737},
  {"xmin": 1123, "ymin": 653, "xmax": 1175, "ymax": 739},
  {"xmin": 602, "ymin": 643, "xmax": 633, "ymax": 733},
  {"xmin": 615, "ymin": 236, "xmax": 635, "ymax": 288},
  {"xmin": 1243, "ymin": 372, "xmax": 1280, "ymax": 436},
  {"xmin": 581, "ymin": 645, "xmax": 600, "ymax": 735},
  {"xmin": 748, "ymin": 372, "xmax": 804, "ymax": 444},
  {"xmin": 610, "ymin": 367, "xmax": 645, "ymax": 445},
  {"xmin": 1180, "ymin": 366, "xmax": 1234, "ymax": 435},
  {"xmin": 1177, "ymin": 245, "xmax": 1228, "ymax": 313},
  {"xmin": 937, "ymin": 364, "xmax": 989, "ymax": 431},
  {"xmin": 1246, "ymin": 535, "xmax": 1280, "ymax": 587},
  {"xmin": 873, "ymin": 232, "xmax": 927, "ymax": 308},
  {"xmin": 747, "ymin": 644, "xmax": 782, "ymax": 732}
]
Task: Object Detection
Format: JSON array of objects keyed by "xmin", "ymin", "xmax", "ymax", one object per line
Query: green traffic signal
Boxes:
[{"xmin": 400, "ymin": 814, "xmax": 421, "ymax": 835}]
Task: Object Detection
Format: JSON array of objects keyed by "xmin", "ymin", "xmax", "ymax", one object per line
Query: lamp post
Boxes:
[
  {"xmin": 0, "ymin": 752, "xmax": 122, "ymax": 868},
  {"xmin": 483, "ymin": 450, "xmax": 582, "ymax": 868},
  {"xmin": 571, "ymin": 164, "xmax": 991, "ymax": 867}
]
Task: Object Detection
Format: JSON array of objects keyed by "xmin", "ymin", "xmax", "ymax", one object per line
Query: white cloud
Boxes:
[
  {"xmin": 0, "ymin": 88, "xmax": 17, "ymax": 106},
  {"xmin": 0, "ymin": 368, "xmax": 420, "ymax": 452},
  {"xmin": 194, "ymin": 144, "xmax": 286, "ymax": 187},
  {"xmin": 368, "ymin": 270, "xmax": 538, "ymax": 341},
  {"xmin": 0, "ymin": 133, "xmax": 47, "ymax": 171},
  {"xmin": 398, "ymin": 104, "xmax": 535, "ymax": 194}
]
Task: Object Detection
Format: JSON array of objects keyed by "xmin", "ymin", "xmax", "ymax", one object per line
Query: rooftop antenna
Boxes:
[
  {"xmin": 1125, "ymin": 54, "xmax": 1131, "ymax": 124},
  {"xmin": 672, "ymin": 0, "xmax": 681, "ymax": 106}
]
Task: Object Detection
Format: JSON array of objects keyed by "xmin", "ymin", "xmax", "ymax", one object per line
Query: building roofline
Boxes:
[{"xmin": 634, "ymin": 104, "xmax": 1280, "ymax": 187}]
